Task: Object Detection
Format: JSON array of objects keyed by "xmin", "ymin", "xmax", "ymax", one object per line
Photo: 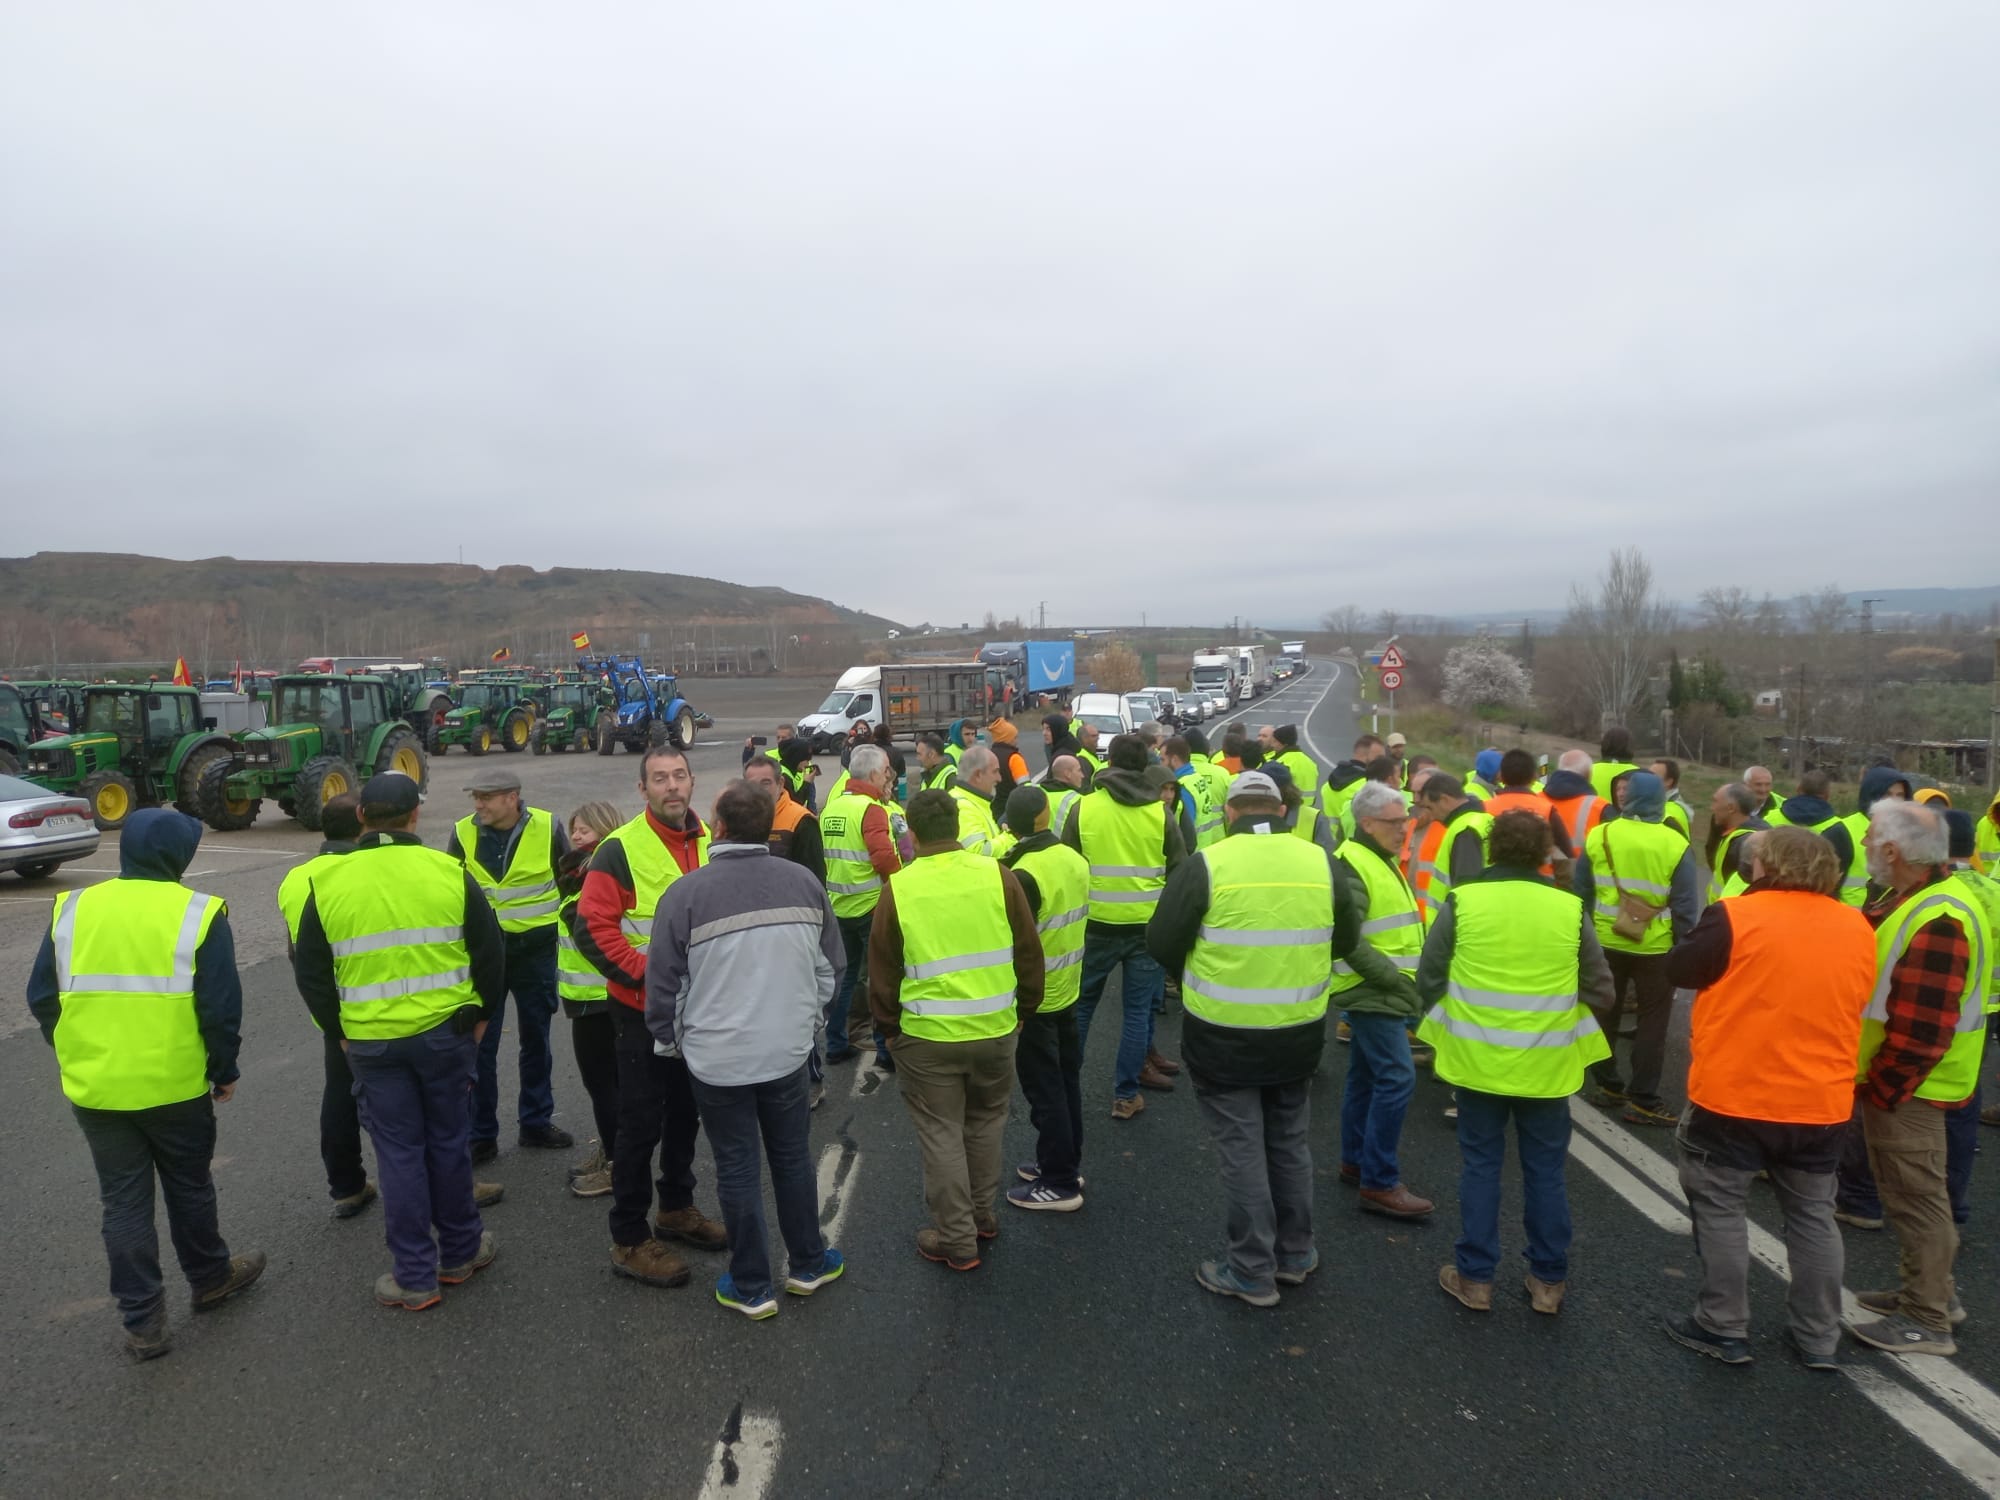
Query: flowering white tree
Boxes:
[{"xmin": 1441, "ymin": 636, "xmax": 1533, "ymax": 711}]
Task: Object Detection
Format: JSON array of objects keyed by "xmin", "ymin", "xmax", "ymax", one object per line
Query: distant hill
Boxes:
[{"xmin": 0, "ymin": 553, "xmax": 901, "ymax": 673}]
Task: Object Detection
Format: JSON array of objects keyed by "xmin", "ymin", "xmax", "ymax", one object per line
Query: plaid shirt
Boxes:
[{"xmin": 1863, "ymin": 868, "xmax": 1975, "ymax": 1110}]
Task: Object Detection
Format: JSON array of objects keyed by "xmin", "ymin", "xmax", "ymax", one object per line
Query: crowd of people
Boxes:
[{"xmin": 21, "ymin": 703, "xmax": 2000, "ymax": 1372}]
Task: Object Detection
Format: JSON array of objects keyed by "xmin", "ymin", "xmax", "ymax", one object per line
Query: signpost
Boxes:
[
  {"xmin": 1379, "ymin": 669, "xmax": 1403, "ymax": 692},
  {"xmin": 1376, "ymin": 647, "xmax": 1407, "ymax": 734}
]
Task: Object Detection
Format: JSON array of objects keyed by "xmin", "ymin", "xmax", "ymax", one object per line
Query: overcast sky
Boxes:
[{"xmin": 4, "ymin": 2, "xmax": 1996, "ymax": 627}]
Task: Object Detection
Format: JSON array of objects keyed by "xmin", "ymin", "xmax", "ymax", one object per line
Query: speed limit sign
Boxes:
[{"xmin": 1379, "ymin": 669, "xmax": 1404, "ymax": 691}]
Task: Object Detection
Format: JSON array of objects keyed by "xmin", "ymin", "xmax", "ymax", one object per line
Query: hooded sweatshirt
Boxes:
[
  {"xmin": 1569, "ymin": 771, "xmax": 1703, "ymax": 941},
  {"xmin": 1774, "ymin": 792, "xmax": 1852, "ymax": 871},
  {"xmin": 945, "ymin": 718, "xmax": 970, "ymax": 764},
  {"xmin": 1042, "ymin": 712, "xmax": 1083, "ymax": 768},
  {"xmin": 27, "ymin": 808, "xmax": 245, "ymax": 1087}
]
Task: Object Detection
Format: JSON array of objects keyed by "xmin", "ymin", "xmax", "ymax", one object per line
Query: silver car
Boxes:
[{"xmin": 0, "ymin": 773, "xmax": 100, "ymax": 880}]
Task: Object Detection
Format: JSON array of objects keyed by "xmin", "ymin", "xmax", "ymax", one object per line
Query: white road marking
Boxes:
[
  {"xmin": 696, "ymin": 1405, "xmax": 782, "ymax": 1500},
  {"xmin": 816, "ymin": 1142, "xmax": 862, "ymax": 1247},
  {"xmin": 1567, "ymin": 1099, "xmax": 2000, "ymax": 1493}
]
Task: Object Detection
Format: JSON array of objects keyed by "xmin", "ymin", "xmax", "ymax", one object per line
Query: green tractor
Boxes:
[
  {"xmin": 198, "ymin": 673, "xmax": 429, "ymax": 833},
  {"xmin": 433, "ymin": 677, "xmax": 536, "ymax": 756},
  {"xmin": 527, "ymin": 679, "xmax": 608, "ymax": 755},
  {"xmin": 366, "ymin": 663, "xmax": 460, "ymax": 748},
  {"xmin": 20, "ymin": 684, "xmax": 241, "ymax": 831}
]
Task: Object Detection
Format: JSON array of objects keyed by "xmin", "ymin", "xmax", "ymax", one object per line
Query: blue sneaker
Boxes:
[
  {"xmin": 1275, "ymin": 1247, "xmax": 1319, "ymax": 1286},
  {"xmin": 1195, "ymin": 1260, "xmax": 1279, "ymax": 1308},
  {"xmin": 715, "ymin": 1276, "xmax": 778, "ymax": 1320},
  {"xmin": 785, "ymin": 1248, "xmax": 845, "ymax": 1296},
  {"xmin": 1007, "ymin": 1179, "xmax": 1083, "ymax": 1212}
]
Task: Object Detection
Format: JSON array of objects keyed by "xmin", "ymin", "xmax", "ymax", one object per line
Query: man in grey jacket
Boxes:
[{"xmin": 646, "ymin": 781, "xmax": 847, "ymax": 1320}]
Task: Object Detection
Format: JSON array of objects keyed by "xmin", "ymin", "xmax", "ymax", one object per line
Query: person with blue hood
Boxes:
[
  {"xmin": 1572, "ymin": 771, "xmax": 1702, "ymax": 1127},
  {"xmin": 1466, "ymin": 749, "xmax": 1503, "ymax": 803},
  {"xmin": 1844, "ymin": 764, "xmax": 1914, "ymax": 907},
  {"xmin": 945, "ymin": 718, "xmax": 977, "ymax": 765},
  {"xmin": 27, "ymin": 808, "xmax": 266, "ymax": 1360},
  {"xmin": 1766, "ymin": 769, "xmax": 1880, "ymax": 907}
]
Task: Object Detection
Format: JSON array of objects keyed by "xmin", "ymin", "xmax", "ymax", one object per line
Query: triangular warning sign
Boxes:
[{"xmin": 1379, "ymin": 645, "xmax": 1406, "ymax": 669}]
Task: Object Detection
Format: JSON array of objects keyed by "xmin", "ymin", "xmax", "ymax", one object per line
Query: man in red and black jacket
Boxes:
[{"xmin": 575, "ymin": 744, "xmax": 727, "ymax": 1291}]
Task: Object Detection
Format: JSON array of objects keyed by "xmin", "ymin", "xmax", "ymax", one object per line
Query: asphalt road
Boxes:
[{"xmin": 6, "ymin": 660, "xmax": 2000, "ymax": 1498}]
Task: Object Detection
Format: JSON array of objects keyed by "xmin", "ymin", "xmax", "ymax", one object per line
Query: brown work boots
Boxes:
[
  {"xmin": 655, "ymin": 1206, "xmax": 727, "ymax": 1250},
  {"xmin": 610, "ymin": 1240, "xmax": 693, "ymax": 1288}
]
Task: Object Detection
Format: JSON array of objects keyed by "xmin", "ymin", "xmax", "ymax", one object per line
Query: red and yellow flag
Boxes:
[
  {"xmin": 171, "ymin": 656, "xmax": 193, "ymax": 686},
  {"xmin": 571, "ymin": 631, "xmax": 591, "ymax": 652},
  {"xmin": 490, "ymin": 646, "xmax": 513, "ymax": 663}
]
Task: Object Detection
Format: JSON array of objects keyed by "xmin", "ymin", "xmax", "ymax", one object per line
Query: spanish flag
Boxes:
[
  {"xmin": 571, "ymin": 631, "xmax": 591, "ymax": 652},
  {"xmin": 172, "ymin": 656, "xmax": 193, "ymax": 687},
  {"xmin": 490, "ymin": 645, "xmax": 513, "ymax": 663}
]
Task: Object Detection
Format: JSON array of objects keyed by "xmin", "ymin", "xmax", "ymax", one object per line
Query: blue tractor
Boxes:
[{"xmin": 584, "ymin": 657, "xmax": 711, "ymax": 755}]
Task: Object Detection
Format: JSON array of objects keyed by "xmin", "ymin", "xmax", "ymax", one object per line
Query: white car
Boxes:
[{"xmin": 0, "ymin": 773, "xmax": 99, "ymax": 880}]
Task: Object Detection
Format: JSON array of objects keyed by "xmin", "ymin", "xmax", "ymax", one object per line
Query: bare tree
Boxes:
[
  {"xmin": 1562, "ymin": 547, "xmax": 1675, "ymax": 727},
  {"xmin": 1793, "ymin": 583, "xmax": 1848, "ymax": 639},
  {"xmin": 1751, "ymin": 593, "xmax": 1787, "ymax": 636},
  {"xmin": 1375, "ymin": 609, "xmax": 1402, "ymax": 640},
  {"xmin": 1320, "ymin": 604, "xmax": 1366, "ymax": 651},
  {"xmin": 1697, "ymin": 586, "xmax": 1752, "ymax": 635}
]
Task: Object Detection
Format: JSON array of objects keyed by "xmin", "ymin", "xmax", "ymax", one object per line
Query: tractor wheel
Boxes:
[
  {"xmin": 571, "ymin": 724, "xmax": 591, "ymax": 754},
  {"xmin": 278, "ymin": 795, "xmax": 296, "ymax": 818},
  {"xmin": 374, "ymin": 727, "xmax": 428, "ymax": 793},
  {"xmin": 196, "ymin": 757, "xmax": 260, "ymax": 832},
  {"xmin": 80, "ymin": 770, "xmax": 139, "ymax": 832},
  {"xmin": 530, "ymin": 720, "xmax": 548, "ymax": 756},
  {"xmin": 425, "ymin": 711, "xmax": 448, "ymax": 756},
  {"xmin": 0, "ymin": 747, "xmax": 17, "ymax": 776},
  {"xmin": 293, "ymin": 756, "xmax": 358, "ymax": 833},
  {"xmin": 669, "ymin": 707, "xmax": 697, "ymax": 750},
  {"xmin": 502, "ymin": 711, "xmax": 531, "ymax": 752},
  {"xmin": 175, "ymin": 745, "xmax": 233, "ymax": 816},
  {"xmin": 597, "ymin": 714, "xmax": 616, "ymax": 756},
  {"xmin": 469, "ymin": 722, "xmax": 493, "ymax": 757},
  {"xmin": 646, "ymin": 718, "xmax": 669, "ymax": 750}
]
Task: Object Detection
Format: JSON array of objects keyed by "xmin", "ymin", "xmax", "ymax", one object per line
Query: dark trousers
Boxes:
[
  {"xmin": 570, "ymin": 1008, "xmax": 620, "ymax": 1158},
  {"xmin": 1190, "ymin": 1072, "xmax": 1314, "ymax": 1291},
  {"xmin": 1453, "ymin": 1089, "xmax": 1572, "ymax": 1284},
  {"xmin": 691, "ymin": 1065, "xmax": 826, "ymax": 1302},
  {"xmin": 321, "ymin": 1030, "xmax": 368, "ymax": 1200},
  {"xmin": 73, "ymin": 1095, "xmax": 233, "ymax": 1331},
  {"xmin": 348, "ymin": 1023, "xmax": 485, "ymax": 1291},
  {"xmin": 826, "ymin": 912, "xmax": 876, "ymax": 1057},
  {"xmin": 1588, "ymin": 949, "xmax": 1673, "ymax": 1101},
  {"xmin": 608, "ymin": 1003, "xmax": 702, "ymax": 1246},
  {"xmin": 1838, "ymin": 1086, "xmax": 1980, "ymax": 1225},
  {"xmin": 474, "ymin": 943, "xmax": 559, "ymax": 1141},
  {"xmin": 1016, "ymin": 1006, "xmax": 1084, "ymax": 1189}
]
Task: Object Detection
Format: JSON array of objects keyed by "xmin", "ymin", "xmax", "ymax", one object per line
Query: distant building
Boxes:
[{"xmin": 1754, "ymin": 689, "xmax": 1783, "ymax": 716}]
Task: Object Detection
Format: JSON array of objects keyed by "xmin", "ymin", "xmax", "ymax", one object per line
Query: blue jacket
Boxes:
[{"xmin": 26, "ymin": 809, "xmax": 244, "ymax": 1088}]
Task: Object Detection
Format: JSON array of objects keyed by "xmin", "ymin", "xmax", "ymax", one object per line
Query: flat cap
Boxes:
[{"xmin": 463, "ymin": 766, "xmax": 522, "ymax": 794}]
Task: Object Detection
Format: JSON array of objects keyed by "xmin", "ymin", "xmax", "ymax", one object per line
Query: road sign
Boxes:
[
  {"xmin": 1379, "ymin": 669, "xmax": 1403, "ymax": 691},
  {"xmin": 1379, "ymin": 645, "xmax": 1406, "ymax": 670}
]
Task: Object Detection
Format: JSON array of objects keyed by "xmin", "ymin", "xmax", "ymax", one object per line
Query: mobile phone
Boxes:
[{"xmin": 751, "ymin": 735, "xmax": 769, "ymax": 747}]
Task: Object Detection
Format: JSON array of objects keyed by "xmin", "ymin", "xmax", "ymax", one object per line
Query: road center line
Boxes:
[{"xmin": 816, "ymin": 1141, "xmax": 861, "ymax": 1247}]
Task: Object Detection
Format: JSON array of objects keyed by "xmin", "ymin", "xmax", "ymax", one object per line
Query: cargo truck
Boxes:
[
  {"xmin": 1190, "ymin": 651, "xmax": 1238, "ymax": 713},
  {"xmin": 799, "ymin": 663, "xmax": 992, "ymax": 751},
  {"xmin": 1234, "ymin": 644, "xmax": 1268, "ymax": 700}
]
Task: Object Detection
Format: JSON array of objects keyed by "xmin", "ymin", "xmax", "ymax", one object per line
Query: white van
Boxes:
[
  {"xmin": 1070, "ymin": 692, "xmax": 1133, "ymax": 742},
  {"xmin": 798, "ymin": 667, "xmax": 882, "ymax": 750}
]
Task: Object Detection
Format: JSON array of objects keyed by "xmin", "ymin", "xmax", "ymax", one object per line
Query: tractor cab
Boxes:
[
  {"xmin": 22, "ymin": 684, "xmax": 237, "ymax": 831},
  {"xmin": 0, "ymin": 684, "xmax": 32, "ymax": 772}
]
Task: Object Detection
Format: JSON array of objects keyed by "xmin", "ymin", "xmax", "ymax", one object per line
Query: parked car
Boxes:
[
  {"xmin": 1176, "ymin": 692, "xmax": 1208, "ymax": 724},
  {"xmin": 1071, "ymin": 692, "xmax": 1134, "ymax": 743},
  {"xmin": 0, "ymin": 773, "xmax": 99, "ymax": 880}
]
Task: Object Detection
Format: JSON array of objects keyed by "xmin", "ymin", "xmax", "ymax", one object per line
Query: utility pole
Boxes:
[
  {"xmin": 1038, "ymin": 601, "xmax": 1046, "ymax": 632},
  {"xmin": 1859, "ymin": 597, "xmax": 1884, "ymax": 714},
  {"xmin": 1989, "ymin": 637, "xmax": 1999, "ymax": 792}
]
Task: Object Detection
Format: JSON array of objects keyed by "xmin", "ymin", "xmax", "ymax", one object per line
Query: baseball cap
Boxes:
[
  {"xmin": 1228, "ymin": 770, "xmax": 1280, "ymax": 801},
  {"xmin": 464, "ymin": 766, "xmax": 522, "ymax": 794},
  {"xmin": 1385, "ymin": 732, "xmax": 1407, "ymax": 749},
  {"xmin": 359, "ymin": 772, "xmax": 422, "ymax": 817}
]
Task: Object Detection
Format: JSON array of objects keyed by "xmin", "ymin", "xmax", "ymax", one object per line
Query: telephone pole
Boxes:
[{"xmin": 1859, "ymin": 597, "xmax": 1884, "ymax": 713}]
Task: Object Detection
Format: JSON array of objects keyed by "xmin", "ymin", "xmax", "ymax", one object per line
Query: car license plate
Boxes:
[{"xmin": 44, "ymin": 814, "xmax": 85, "ymax": 829}]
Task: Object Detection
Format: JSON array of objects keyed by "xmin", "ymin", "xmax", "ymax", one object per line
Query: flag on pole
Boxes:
[
  {"xmin": 172, "ymin": 656, "xmax": 193, "ymax": 686},
  {"xmin": 571, "ymin": 631, "xmax": 591, "ymax": 651},
  {"xmin": 491, "ymin": 646, "xmax": 513, "ymax": 663}
]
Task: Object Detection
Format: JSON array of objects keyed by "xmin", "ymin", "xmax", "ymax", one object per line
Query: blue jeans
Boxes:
[
  {"xmin": 349, "ymin": 1022, "xmax": 485, "ymax": 1291},
  {"xmin": 1073, "ymin": 924, "xmax": 1163, "ymax": 1101},
  {"xmin": 473, "ymin": 943, "xmax": 558, "ymax": 1141},
  {"xmin": 1340, "ymin": 1013, "xmax": 1415, "ymax": 1190},
  {"xmin": 824, "ymin": 913, "xmax": 875, "ymax": 1059},
  {"xmin": 1454, "ymin": 1088, "xmax": 1573, "ymax": 1284},
  {"xmin": 72, "ymin": 1096, "xmax": 234, "ymax": 1331},
  {"xmin": 690, "ymin": 1064, "xmax": 827, "ymax": 1303}
]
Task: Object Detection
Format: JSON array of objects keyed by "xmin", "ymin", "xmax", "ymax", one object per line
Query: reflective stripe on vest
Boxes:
[
  {"xmin": 1952, "ymin": 868, "xmax": 2000, "ymax": 1008},
  {"xmin": 1192, "ymin": 757, "xmax": 1235, "ymax": 847},
  {"xmin": 1276, "ymin": 749, "xmax": 1320, "ymax": 798},
  {"xmin": 303, "ymin": 842, "xmax": 479, "ymax": 1039},
  {"xmin": 1837, "ymin": 813, "xmax": 1871, "ymax": 907},
  {"xmin": 1011, "ymin": 841, "xmax": 1091, "ymax": 1013},
  {"xmin": 1859, "ymin": 882, "xmax": 1993, "ymax": 1102},
  {"xmin": 891, "ymin": 849, "xmax": 1018, "ymax": 1042},
  {"xmin": 820, "ymin": 792, "xmax": 887, "ymax": 917},
  {"xmin": 50, "ymin": 881, "xmax": 221, "ymax": 1110},
  {"xmin": 597, "ymin": 812, "xmax": 709, "ymax": 959},
  {"xmin": 1329, "ymin": 841, "xmax": 1424, "ymax": 990},
  {"xmin": 1075, "ymin": 795, "xmax": 1169, "ymax": 924},
  {"xmin": 278, "ymin": 849, "xmax": 348, "ymax": 943},
  {"xmin": 1585, "ymin": 820, "xmax": 1682, "ymax": 955},
  {"xmin": 1046, "ymin": 786, "xmax": 1081, "ymax": 839},
  {"xmin": 556, "ymin": 893, "xmax": 608, "ymax": 1007},
  {"xmin": 1415, "ymin": 879, "xmax": 1609, "ymax": 1098},
  {"xmin": 951, "ymin": 786, "xmax": 1001, "ymax": 857},
  {"xmin": 456, "ymin": 808, "xmax": 560, "ymax": 932},
  {"xmin": 1411, "ymin": 812, "xmax": 1491, "ymax": 921},
  {"xmin": 1550, "ymin": 794, "xmax": 1603, "ymax": 854},
  {"xmin": 1182, "ymin": 833, "xmax": 1334, "ymax": 1031}
]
